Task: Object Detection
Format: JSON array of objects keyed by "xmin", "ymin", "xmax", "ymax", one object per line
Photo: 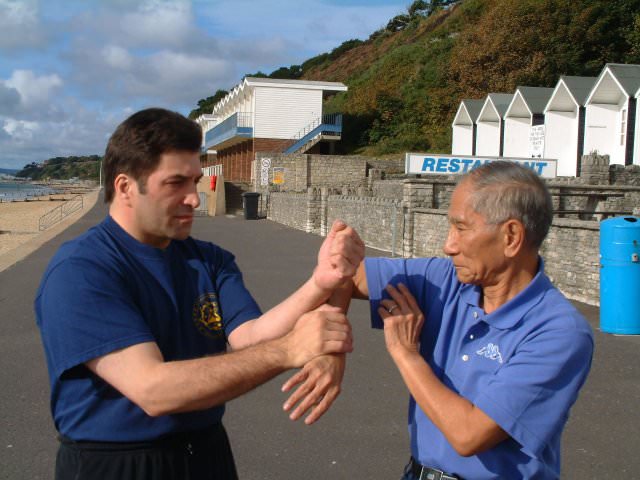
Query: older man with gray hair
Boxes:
[{"xmin": 296, "ymin": 161, "xmax": 593, "ymax": 479}]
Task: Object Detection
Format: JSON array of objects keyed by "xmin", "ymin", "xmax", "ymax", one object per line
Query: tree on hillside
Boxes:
[
  {"xmin": 448, "ymin": 0, "xmax": 640, "ymax": 98},
  {"xmin": 188, "ymin": 89, "xmax": 228, "ymax": 119}
]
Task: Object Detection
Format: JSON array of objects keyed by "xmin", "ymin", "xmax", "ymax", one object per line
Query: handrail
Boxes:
[
  {"xmin": 290, "ymin": 114, "xmax": 342, "ymax": 142},
  {"xmin": 285, "ymin": 114, "xmax": 343, "ymax": 154},
  {"xmin": 38, "ymin": 194, "xmax": 84, "ymax": 231},
  {"xmin": 205, "ymin": 112, "xmax": 253, "ymax": 147}
]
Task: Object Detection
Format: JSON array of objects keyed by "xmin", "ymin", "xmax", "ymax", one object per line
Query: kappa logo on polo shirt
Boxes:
[
  {"xmin": 476, "ymin": 343, "xmax": 503, "ymax": 364},
  {"xmin": 192, "ymin": 292, "xmax": 224, "ymax": 339}
]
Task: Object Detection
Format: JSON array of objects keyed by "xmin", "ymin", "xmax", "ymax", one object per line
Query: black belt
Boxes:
[
  {"xmin": 410, "ymin": 457, "xmax": 461, "ymax": 480},
  {"xmin": 58, "ymin": 423, "xmax": 224, "ymax": 455}
]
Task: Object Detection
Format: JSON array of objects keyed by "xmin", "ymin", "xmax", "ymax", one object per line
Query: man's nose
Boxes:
[
  {"xmin": 185, "ymin": 190, "xmax": 200, "ymax": 209},
  {"xmin": 442, "ymin": 227, "xmax": 458, "ymax": 256}
]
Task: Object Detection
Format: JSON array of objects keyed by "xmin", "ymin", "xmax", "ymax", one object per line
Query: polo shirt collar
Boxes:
[
  {"xmin": 459, "ymin": 257, "xmax": 552, "ymax": 330},
  {"xmin": 104, "ymin": 214, "xmax": 174, "ymax": 260}
]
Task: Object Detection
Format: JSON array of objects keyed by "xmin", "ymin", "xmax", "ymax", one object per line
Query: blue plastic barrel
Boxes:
[{"xmin": 600, "ymin": 216, "xmax": 640, "ymax": 334}]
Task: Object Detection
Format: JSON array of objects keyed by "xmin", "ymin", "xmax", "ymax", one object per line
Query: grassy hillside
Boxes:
[
  {"xmin": 309, "ymin": 0, "xmax": 640, "ymax": 155},
  {"xmin": 16, "ymin": 155, "xmax": 101, "ymax": 181},
  {"xmin": 192, "ymin": 0, "xmax": 640, "ymax": 156}
]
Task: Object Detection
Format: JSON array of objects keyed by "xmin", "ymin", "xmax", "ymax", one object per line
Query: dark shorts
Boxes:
[{"xmin": 55, "ymin": 424, "xmax": 238, "ymax": 480}]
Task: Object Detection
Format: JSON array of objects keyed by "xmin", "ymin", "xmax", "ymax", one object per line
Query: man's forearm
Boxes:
[
  {"xmin": 231, "ymin": 276, "xmax": 332, "ymax": 349},
  {"xmin": 141, "ymin": 336, "xmax": 293, "ymax": 416},
  {"xmin": 391, "ymin": 350, "xmax": 507, "ymax": 456}
]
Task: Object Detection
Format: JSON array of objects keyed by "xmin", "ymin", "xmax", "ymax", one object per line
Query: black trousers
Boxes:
[{"xmin": 56, "ymin": 424, "xmax": 238, "ymax": 480}]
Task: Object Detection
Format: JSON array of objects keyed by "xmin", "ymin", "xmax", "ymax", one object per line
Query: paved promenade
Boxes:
[{"xmin": 1, "ymin": 196, "xmax": 638, "ymax": 479}]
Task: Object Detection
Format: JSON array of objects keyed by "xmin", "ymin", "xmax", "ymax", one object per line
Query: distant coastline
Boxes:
[{"xmin": 0, "ymin": 181, "xmax": 60, "ymax": 202}]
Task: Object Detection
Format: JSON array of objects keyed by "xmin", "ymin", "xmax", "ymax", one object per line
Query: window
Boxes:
[{"xmin": 620, "ymin": 108, "xmax": 627, "ymax": 146}]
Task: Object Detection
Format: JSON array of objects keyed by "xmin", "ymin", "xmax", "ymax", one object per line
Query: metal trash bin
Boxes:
[
  {"xmin": 241, "ymin": 192, "xmax": 260, "ymax": 220},
  {"xmin": 600, "ymin": 216, "xmax": 640, "ymax": 334}
]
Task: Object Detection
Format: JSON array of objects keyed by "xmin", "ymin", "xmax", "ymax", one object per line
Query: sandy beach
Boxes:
[{"xmin": 0, "ymin": 188, "xmax": 101, "ymax": 272}]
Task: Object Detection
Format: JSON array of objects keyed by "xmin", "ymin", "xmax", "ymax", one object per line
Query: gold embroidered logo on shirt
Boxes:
[{"xmin": 193, "ymin": 293, "xmax": 224, "ymax": 339}]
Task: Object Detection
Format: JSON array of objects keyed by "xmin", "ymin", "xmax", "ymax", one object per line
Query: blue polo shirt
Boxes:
[
  {"xmin": 365, "ymin": 257, "xmax": 593, "ymax": 479},
  {"xmin": 35, "ymin": 216, "xmax": 262, "ymax": 442}
]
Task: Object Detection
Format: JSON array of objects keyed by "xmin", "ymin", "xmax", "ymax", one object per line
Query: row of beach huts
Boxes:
[{"xmin": 451, "ymin": 63, "xmax": 640, "ymax": 177}]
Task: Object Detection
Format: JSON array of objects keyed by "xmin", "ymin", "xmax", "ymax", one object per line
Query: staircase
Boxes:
[{"xmin": 284, "ymin": 114, "xmax": 342, "ymax": 154}]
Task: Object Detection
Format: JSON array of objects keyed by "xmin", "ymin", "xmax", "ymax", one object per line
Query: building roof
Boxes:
[
  {"xmin": 244, "ymin": 77, "xmax": 348, "ymax": 91},
  {"xmin": 452, "ymin": 99, "xmax": 484, "ymax": 126},
  {"xmin": 587, "ymin": 63, "xmax": 640, "ymax": 104},
  {"xmin": 512, "ymin": 86, "xmax": 554, "ymax": 115},
  {"xmin": 606, "ymin": 64, "xmax": 640, "ymax": 96},
  {"xmin": 560, "ymin": 76, "xmax": 598, "ymax": 105},
  {"xmin": 487, "ymin": 93, "xmax": 513, "ymax": 117},
  {"xmin": 545, "ymin": 76, "xmax": 598, "ymax": 113},
  {"xmin": 212, "ymin": 77, "xmax": 348, "ymax": 115}
]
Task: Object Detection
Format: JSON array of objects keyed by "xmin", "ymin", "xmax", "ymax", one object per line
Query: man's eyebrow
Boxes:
[{"xmin": 164, "ymin": 174, "xmax": 191, "ymax": 181}]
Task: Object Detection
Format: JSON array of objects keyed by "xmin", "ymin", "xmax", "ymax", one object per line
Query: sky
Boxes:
[{"xmin": 0, "ymin": 0, "xmax": 406, "ymax": 170}]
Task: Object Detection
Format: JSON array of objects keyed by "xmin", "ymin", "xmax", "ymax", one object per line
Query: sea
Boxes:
[{"xmin": 0, "ymin": 181, "xmax": 59, "ymax": 202}]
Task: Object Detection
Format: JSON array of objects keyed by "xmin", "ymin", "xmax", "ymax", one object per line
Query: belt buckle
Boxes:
[{"xmin": 419, "ymin": 467, "xmax": 444, "ymax": 480}]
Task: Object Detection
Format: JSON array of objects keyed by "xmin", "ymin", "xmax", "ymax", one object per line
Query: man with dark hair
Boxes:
[
  {"xmin": 35, "ymin": 108, "xmax": 364, "ymax": 480},
  {"xmin": 305, "ymin": 161, "xmax": 593, "ymax": 479}
]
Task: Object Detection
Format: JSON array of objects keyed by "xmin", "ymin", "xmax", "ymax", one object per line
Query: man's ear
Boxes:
[
  {"xmin": 502, "ymin": 219, "xmax": 526, "ymax": 258},
  {"xmin": 113, "ymin": 173, "xmax": 135, "ymax": 206}
]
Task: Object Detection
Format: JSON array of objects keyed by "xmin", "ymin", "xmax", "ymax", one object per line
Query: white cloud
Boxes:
[
  {"xmin": 4, "ymin": 70, "xmax": 63, "ymax": 108},
  {"xmin": 102, "ymin": 45, "xmax": 134, "ymax": 70},
  {"xmin": 120, "ymin": 0, "xmax": 193, "ymax": 48},
  {"xmin": 0, "ymin": 0, "xmax": 46, "ymax": 51}
]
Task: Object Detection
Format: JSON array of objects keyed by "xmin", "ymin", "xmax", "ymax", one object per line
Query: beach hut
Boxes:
[
  {"xmin": 584, "ymin": 63, "xmax": 640, "ymax": 166},
  {"xmin": 451, "ymin": 99, "xmax": 484, "ymax": 155},
  {"xmin": 502, "ymin": 86, "xmax": 554, "ymax": 159},
  {"xmin": 203, "ymin": 77, "xmax": 348, "ymax": 182},
  {"xmin": 544, "ymin": 76, "xmax": 597, "ymax": 177},
  {"xmin": 475, "ymin": 93, "xmax": 513, "ymax": 157}
]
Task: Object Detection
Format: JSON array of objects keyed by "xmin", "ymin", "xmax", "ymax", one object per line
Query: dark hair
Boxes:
[
  {"xmin": 463, "ymin": 161, "xmax": 553, "ymax": 249},
  {"xmin": 103, "ymin": 108, "xmax": 202, "ymax": 203}
]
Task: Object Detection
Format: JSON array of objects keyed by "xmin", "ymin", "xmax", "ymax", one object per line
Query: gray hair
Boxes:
[{"xmin": 462, "ymin": 161, "xmax": 553, "ymax": 249}]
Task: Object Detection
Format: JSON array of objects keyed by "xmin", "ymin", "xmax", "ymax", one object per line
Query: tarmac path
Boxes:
[{"xmin": 1, "ymin": 194, "xmax": 638, "ymax": 479}]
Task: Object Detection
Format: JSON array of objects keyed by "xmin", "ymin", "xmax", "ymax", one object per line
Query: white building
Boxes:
[
  {"xmin": 451, "ymin": 99, "xmax": 484, "ymax": 155},
  {"xmin": 204, "ymin": 77, "xmax": 348, "ymax": 182},
  {"xmin": 502, "ymin": 86, "xmax": 554, "ymax": 158},
  {"xmin": 475, "ymin": 93, "xmax": 513, "ymax": 157},
  {"xmin": 544, "ymin": 76, "xmax": 597, "ymax": 177},
  {"xmin": 584, "ymin": 63, "xmax": 640, "ymax": 166}
]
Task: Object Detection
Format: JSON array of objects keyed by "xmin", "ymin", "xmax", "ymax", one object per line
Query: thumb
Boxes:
[
  {"xmin": 328, "ymin": 220, "xmax": 346, "ymax": 237},
  {"xmin": 316, "ymin": 304, "xmax": 342, "ymax": 313}
]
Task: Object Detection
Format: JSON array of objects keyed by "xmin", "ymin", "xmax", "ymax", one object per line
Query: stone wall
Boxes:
[
  {"xmin": 254, "ymin": 153, "xmax": 640, "ymax": 306},
  {"xmin": 541, "ymin": 218, "xmax": 600, "ymax": 305},
  {"xmin": 267, "ymin": 191, "xmax": 310, "ymax": 232},
  {"xmin": 326, "ymin": 196, "xmax": 404, "ymax": 254}
]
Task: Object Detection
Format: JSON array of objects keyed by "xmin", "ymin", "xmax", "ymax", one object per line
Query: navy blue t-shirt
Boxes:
[{"xmin": 35, "ymin": 216, "xmax": 262, "ymax": 442}]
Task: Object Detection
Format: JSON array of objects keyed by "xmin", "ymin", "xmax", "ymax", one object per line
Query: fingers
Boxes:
[
  {"xmin": 282, "ymin": 355, "xmax": 344, "ymax": 425},
  {"xmin": 302, "ymin": 388, "xmax": 339, "ymax": 425},
  {"xmin": 281, "ymin": 369, "xmax": 308, "ymax": 393},
  {"xmin": 385, "ymin": 284, "xmax": 410, "ymax": 312}
]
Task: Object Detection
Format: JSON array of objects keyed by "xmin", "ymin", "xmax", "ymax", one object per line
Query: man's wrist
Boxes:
[{"xmin": 309, "ymin": 269, "xmax": 334, "ymax": 300}]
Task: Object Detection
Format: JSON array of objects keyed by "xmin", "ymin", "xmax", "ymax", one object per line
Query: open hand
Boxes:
[
  {"xmin": 379, "ymin": 283, "xmax": 424, "ymax": 358},
  {"xmin": 281, "ymin": 353, "xmax": 346, "ymax": 425}
]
